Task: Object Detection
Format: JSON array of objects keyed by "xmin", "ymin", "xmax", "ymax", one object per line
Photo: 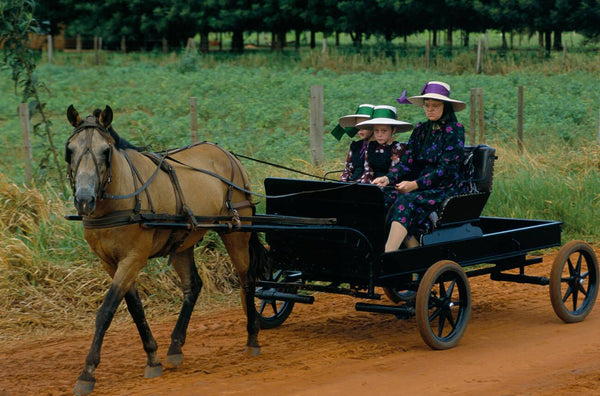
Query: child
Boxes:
[
  {"xmin": 356, "ymin": 105, "xmax": 412, "ymax": 186},
  {"xmin": 337, "ymin": 104, "xmax": 375, "ymax": 182}
]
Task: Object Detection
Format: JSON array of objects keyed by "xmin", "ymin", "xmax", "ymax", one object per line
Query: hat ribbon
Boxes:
[
  {"xmin": 396, "ymin": 89, "xmax": 411, "ymax": 105},
  {"xmin": 421, "ymin": 82, "xmax": 450, "ymax": 97}
]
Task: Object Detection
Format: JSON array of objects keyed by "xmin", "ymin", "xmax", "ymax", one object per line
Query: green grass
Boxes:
[{"xmin": 0, "ymin": 47, "xmax": 598, "ymax": 334}]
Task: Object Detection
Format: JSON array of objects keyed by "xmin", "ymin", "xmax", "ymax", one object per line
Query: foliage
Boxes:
[
  {"xmin": 32, "ymin": 0, "xmax": 600, "ymax": 53},
  {"xmin": 0, "ymin": 0, "xmax": 66, "ymax": 191}
]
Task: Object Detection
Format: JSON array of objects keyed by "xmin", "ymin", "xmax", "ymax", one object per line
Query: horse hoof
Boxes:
[
  {"xmin": 245, "ymin": 346, "xmax": 260, "ymax": 357},
  {"xmin": 73, "ymin": 379, "xmax": 95, "ymax": 396},
  {"xmin": 144, "ymin": 363, "xmax": 163, "ymax": 378},
  {"xmin": 166, "ymin": 353, "xmax": 184, "ymax": 368}
]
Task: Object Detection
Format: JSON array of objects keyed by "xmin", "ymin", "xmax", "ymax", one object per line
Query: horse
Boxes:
[{"xmin": 65, "ymin": 105, "xmax": 264, "ymax": 395}]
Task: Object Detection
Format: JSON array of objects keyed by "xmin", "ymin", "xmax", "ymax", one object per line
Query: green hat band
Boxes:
[
  {"xmin": 355, "ymin": 106, "xmax": 374, "ymax": 117},
  {"xmin": 370, "ymin": 108, "xmax": 396, "ymax": 119}
]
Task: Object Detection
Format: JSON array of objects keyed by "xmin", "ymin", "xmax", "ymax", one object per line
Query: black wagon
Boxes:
[{"xmin": 252, "ymin": 144, "xmax": 599, "ymax": 349}]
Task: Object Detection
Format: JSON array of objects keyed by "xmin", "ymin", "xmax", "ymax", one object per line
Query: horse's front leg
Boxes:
[
  {"xmin": 166, "ymin": 247, "xmax": 202, "ymax": 367},
  {"xmin": 73, "ymin": 257, "xmax": 146, "ymax": 396},
  {"xmin": 124, "ymin": 285, "xmax": 162, "ymax": 378}
]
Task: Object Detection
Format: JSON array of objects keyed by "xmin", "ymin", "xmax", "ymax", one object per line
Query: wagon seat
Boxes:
[{"xmin": 416, "ymin": 144, "xmax": 497, "ymax": 245}]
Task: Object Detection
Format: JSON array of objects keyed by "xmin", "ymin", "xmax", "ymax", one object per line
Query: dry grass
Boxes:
[{"xmin": 0, "ymin": 179, "xmax": 244, "ymax": 339}]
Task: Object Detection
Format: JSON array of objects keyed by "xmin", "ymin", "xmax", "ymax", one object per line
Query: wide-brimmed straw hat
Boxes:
[
  {"xmin": 338, "ymin": 104, "xmax": 375, "ymax": 128},
  {"xmin": 355, "ymin": 105, "xmax": 413, "ymax": 133},
  {"xmin": 398, "ymin": 81, "xmax": 466, "ymax": 112}
]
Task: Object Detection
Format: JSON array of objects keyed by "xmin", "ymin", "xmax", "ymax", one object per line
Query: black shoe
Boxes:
[{"xmin": 397, "ymin": 290, "xmax": 416, "ymax": 302}]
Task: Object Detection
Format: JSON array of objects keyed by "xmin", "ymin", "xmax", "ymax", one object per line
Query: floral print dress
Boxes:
[{"xmin": 386, "ymin": 120, "xmax": 466, "ymax": 235}]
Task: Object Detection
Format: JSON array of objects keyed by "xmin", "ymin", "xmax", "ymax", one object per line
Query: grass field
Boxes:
[{"xmin": 0, "ymin": 46, "xmax": 598, "ymax": 333}]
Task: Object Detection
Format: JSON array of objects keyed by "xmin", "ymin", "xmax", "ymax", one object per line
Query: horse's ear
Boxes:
[
  {"xmin": 99, "ymin": 105, "xmax": 113, "ymax": 128},
  {"xmin": 67, "ymin": 105, "xmax": 82, "ymax": 127}
]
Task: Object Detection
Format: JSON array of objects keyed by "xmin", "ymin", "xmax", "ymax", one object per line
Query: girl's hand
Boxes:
[
  {"xmin": 372, "ymin": 176, "xmax": 389, "ymax": 187},
  {"xmin": 395, "ymin": 180, "xmax": 418, "ymax": 194}
]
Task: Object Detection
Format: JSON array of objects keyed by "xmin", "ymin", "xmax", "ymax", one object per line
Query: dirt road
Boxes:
[{"xmin": 2, "ymin": 248, "xmax": 600, "ymax": 396}]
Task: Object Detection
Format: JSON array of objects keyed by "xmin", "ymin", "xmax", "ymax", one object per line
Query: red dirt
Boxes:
[{"xmin": 2, "ymin": 248, "xmax": 600, "ymax": 396}]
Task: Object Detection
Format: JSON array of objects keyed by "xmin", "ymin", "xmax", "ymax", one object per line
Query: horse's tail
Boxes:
[{"xmin": 248, "ymin": 232, "xmax": 269, "ymax": 281}]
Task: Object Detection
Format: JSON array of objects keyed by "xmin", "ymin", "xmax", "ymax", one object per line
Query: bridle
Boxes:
[{"xmin": 65, "ymin": 119, "xmax": 114, "ymax": 198}]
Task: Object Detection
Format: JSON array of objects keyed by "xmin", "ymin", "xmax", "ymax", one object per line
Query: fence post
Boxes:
[
  {"xmin": 517, "ymin": 86, "xmax": 524, "ymax": 153},
  {"xmin": 425, "ymin": 40, "xmax": 430, "ymax": 69},
  {"xmin": 476, "ymin": 39, "xmax": 482, "ymax": 74},
  {"xmin": 47, "ymin": 35, "xmax": 53, "ymax": 63},
  {"xmin": 76, "ymin": 34, "xmax": 82, "ymax": 53},
  {"xmin": 310, "ymin": 85, "xmax": 324, "ymax": 166},
  {"xmin": 190, "ymin": 97, "xmax": 198, "ymax": 144},
  {"xmin": 477, "ymin": 87, "xmax": 485, "ymax": 142},
  {"xmin": 469, "ymin": 88, "xmax": 477, "ymax": 145},
  {"xmin": 19, "ymin": 104, "xmax": 33, "ymax": 185}
]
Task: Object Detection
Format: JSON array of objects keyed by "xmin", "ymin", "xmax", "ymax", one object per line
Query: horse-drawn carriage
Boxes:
[
  {"xmin": 65, "ymin": 106, "xmax": 598, "ymax": 394},
  {"xmin": 250, "ymin": 144, "xmax": 598, "ymax": 349}
]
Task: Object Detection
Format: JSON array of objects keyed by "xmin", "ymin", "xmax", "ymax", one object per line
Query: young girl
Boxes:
[
  {"xmin": 338, "ymin": 104, "xmax": 375, "ymax": 183},
  {"xmin": 355, "ymin": 105, "xmax": 412, "ymax": 186}
]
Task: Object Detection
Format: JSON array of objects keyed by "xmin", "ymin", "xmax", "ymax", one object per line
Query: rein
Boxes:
[{"xmin": 230, "ymin": 152, "xmax": 341, "ymax": 182}]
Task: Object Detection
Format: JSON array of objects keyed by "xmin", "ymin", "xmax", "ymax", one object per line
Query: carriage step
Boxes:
[
  {"xmin": 255, "ymin": 290, "xmax": 315, "ymax": 304},
  {"xmin": 355, "ymin": 302, "xmax": 415, "ymax": 319}
]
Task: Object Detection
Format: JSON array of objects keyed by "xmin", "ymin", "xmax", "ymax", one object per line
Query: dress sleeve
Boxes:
[
  {"xmin": 361, "ymin": 148, "xmax": 373, "ymax": 183},
  {"xmin": 415, "ymin": 122, "xmax": 465, "ymax": 190},
  {"xmin": 386, "ymin": 125, "xmax": 421, "ymax": 184},
  {"xmin": 340, "ymin": 146, "xmax": 354, "ymax": 182}
]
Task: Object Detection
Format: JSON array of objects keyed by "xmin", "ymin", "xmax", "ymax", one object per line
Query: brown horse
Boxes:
[{"xmin": 65, "ymin": 105, "xmax": 263, "ymax": 395}]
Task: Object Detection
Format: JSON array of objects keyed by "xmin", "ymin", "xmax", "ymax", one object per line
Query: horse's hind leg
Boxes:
[
  {"xmin": 124, "ymin": 285, "xmax": 162, "ymax": 378},
  {"xmin": 166, "ymin": 247, "xmax": 202, "ymax": 367},
  {"xmin": 220, "ymin": 231, "xmax": 261, "ymax": 356}
]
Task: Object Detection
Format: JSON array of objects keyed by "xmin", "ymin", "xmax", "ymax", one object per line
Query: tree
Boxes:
[{"xmin": 1, "ymin": 0, "xmax": 66, "ymax": 189}]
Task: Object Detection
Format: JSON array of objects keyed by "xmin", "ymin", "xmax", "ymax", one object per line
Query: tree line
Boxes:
[{"xmin": 30, "ymin": 0, "xmax": 600, "ymax": 53}]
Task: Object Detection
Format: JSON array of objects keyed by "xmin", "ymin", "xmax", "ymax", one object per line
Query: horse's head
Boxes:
[{"xmin": 66, "ymin": 105, "xmax": 115, "ymax": 216}]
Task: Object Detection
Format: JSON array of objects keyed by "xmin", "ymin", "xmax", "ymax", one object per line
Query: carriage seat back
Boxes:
[
  {"xmin": 430, "ymin": 145, "xmax": 497, "ymax": 229},
  {"xmin": 465, "ymin": 144, "xmax": 497, "ymax": 194}
]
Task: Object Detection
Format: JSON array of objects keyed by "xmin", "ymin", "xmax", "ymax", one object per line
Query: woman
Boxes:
[
  {"xmin": 373, "ymin": 81, "xmax": 467, "ymax": 251},
  {"xmin": 338, "ymin": 104, "xmax": 375, "ymax": 183}
]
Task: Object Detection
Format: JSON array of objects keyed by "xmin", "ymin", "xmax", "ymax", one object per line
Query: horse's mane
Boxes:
[{"xmin": 93, "ymin": 109, "xmax": 145, "ymax": 152}]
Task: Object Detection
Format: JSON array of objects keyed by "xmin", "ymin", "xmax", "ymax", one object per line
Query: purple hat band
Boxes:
[
  {"xmin": 396, "ymin": 90, "xmax": 411, "ymax": 105},
  {"xmin": 421, "ymin": 82, "xmax": 450, "ymax": 97}
]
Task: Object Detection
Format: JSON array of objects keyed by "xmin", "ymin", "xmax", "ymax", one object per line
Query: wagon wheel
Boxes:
[
  {"xmin": 254, "ymin": 269, "xmax": 298, "ymax": 329},
  {"xmin": 415, "ymin": 260, "xmax": 471, "ymax": 350},
  {"xmin": 549, "ymin": 240, "xmax": 599, "ymax": 323}
]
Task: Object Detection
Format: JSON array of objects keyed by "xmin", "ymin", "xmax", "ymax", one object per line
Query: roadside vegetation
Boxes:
[{"xmin": 0, "ymin": 46, "xmax": 598, "ymax": 336}]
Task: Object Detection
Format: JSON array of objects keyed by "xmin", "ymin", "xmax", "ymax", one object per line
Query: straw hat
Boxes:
[
  {"xmin": 338, "ymin": 104, "xmax": 375, "ymax": 128},
  {"xmin": 355, "ymin": 105, "xmax": 413, "ymax": 133},
  {"xmin": 401, "ymin": 81, "xmax": 466, "ymax": 112}
]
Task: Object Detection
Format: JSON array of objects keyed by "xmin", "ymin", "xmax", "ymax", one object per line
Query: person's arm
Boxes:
[
  {"xmin": 416, "ymin": 123, "xmax": 465, "ymax": 190},
  {"xmin": 339, "ymin": 146, "xmax": 354, "ymax": 182}
]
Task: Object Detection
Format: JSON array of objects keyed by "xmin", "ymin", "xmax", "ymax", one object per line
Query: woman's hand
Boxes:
[
  {"xmin": 372, "ymin": 176, "xmax": 390, "ymax": 187},
  {"xmin": 395, "ymin": 180, "xmax": 418, "ymax": 194}
]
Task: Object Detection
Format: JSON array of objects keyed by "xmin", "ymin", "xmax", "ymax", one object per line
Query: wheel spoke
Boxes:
[
  {"xmin": 258, "ymin": 299, "xmax": 268, "ymax": 315},
  {"xmin": 436, "ymin": 311, "xmax": 447, "ymax": 336},
  {"xmin": 562, "ymin": 285, "xmax": 573, "ymax": 303},
  {"xmin": 429, "ymin": 306, "xmax": 442, "ymax": 322},
  {"xmin": 445, "ymin": 307, "xmax": 457, "ymax": 329},
  {"xmin": 572, "ymin": 288, "xmax": 579, "ymax": 311},
  {"xmin": 575, "ymin": 252, "xmax": 583, "ymax": 275},
  {"xmin": 567, "ymin": 257, "xmax": 576, "ymax": 277},
  {"xmin": 269, "ymin": 300, "xmax": 279, "ymax": 314}
]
